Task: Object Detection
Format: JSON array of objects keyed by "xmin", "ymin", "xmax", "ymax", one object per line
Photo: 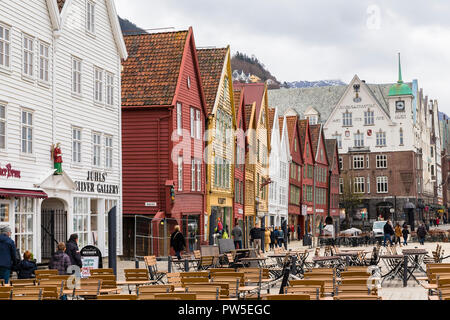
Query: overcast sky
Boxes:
[{"xmin": 115, "ymin": 0, "xmax": 450, "ymax": 115}]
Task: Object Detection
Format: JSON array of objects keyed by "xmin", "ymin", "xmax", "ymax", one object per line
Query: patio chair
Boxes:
[
  {"xmin": 35, "ymin": 269, "xmax": 59, "ymax": 281},
  {"xmin": 184, "ymin": 285, "xmax": 221, "ymax": 300},
  {"xmin": 90, "ymin": 268, "xmax": 114, "ymax": 276},
  {"xmin": 144, "ymin": 256, "xmax": 166, "ymax": 283},
  {"xmin": 197, "ymin": 256, "xmax": 217, "ymax": 270},
  {"xmin": 96, "ymin": 294, "xmax": 137, "ymax": 300},
  {"xmin": 153, "ymin": 293, "xmax": 197, "ymax": 300},
  {"xmin": 334, "ymin": 295, "xmax": 381, "ymax": 300},
  {"xmin": 166, "ymin": 272, "xmax": 182, "ymax": 287},
  {"xmin": 9, "ymin": 279, "xmax": 35, "ymax": 287},
  {"xmin": 11, "ymin": 288, "xmax": 43, "ymax": 301},
  {"xmin": 265, "ymin": 294, "xmax": 310, "ymax": 300}
]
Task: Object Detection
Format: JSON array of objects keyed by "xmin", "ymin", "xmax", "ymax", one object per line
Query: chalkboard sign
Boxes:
[
  {"xmin": 218, "ymin": 239, "xmax": 235, "ymax": 254},
  {"xmin": 80, "ymin": 245, "xmax": 103, "ymax": 278}
]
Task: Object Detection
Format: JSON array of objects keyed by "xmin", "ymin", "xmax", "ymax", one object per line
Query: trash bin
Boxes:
[{"xmin": 303, "ymin": 234, "xmax": 312, "ymax": 246}]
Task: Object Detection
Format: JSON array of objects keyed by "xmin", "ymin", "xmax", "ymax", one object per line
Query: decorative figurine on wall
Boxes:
[{"xmin": 51, "ymin": 143, "xmax": 63, "ymax": 175}]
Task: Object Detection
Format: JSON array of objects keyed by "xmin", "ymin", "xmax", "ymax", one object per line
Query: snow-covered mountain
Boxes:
[{"xmin": 283, "ymin": 80, "xmax": 346, "ymax": 89}]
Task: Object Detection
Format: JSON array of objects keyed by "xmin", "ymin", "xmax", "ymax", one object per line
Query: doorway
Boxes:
[{"xmin": 41, "ymin": 198, "xmax": 67, "ymax": 261}]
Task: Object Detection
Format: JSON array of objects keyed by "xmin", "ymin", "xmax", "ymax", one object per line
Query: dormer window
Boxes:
[{"xmin": 307, "ymin": 115, "xmax": 318, "ymax": 125}]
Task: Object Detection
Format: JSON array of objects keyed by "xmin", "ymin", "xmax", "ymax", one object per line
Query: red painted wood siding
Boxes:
[
  {"xmin": 122, "ymin": 108, "xmax": 171, "ymax": 216},
  {"xmin": 315, "ymin": 136, "xmax": 329, "ymax": 216},
  {"xmin": 302, "ymin": 128, "xmax": 315, "ymax": 207},
  {"xmin": 234, "ymin": 110, "xmax": 246, "ymax": 220},
  {"xmin": 289, "ymin": 124, "xmax": 302, "ymax": 215}
]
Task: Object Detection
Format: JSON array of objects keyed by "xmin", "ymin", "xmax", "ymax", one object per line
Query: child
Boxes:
[
  {"xmin": 17, "ymin": 251, "xmax": 37, "ymax": 279},
  {"xmin": 402, "ymin": 225, "xmax": 410, "ymax": 246}
]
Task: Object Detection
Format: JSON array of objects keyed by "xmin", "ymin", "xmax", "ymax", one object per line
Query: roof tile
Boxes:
[
  {"xmin": 197, "ymin": 48, "xmax": 228, "ymax": 114},
  {"xmin": 122, "ymin": 31, "xmax": 189, "ymax": 107}
]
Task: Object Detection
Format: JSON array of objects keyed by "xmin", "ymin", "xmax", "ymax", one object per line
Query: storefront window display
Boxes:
[{"xmin": 15, "ymin": 198, "xmax": 34, "ymax": 254}]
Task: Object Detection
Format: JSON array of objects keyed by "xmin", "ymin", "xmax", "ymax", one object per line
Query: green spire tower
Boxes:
[{"xmin": 388, "ymin": 53, "xmax": 412, "ymax": 96}]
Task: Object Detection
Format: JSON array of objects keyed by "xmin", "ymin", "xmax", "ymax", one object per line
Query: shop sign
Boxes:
[
  {"xmin": 302, "ymin": 205, "xmax": 307, "ymax": 216},
  {"xmin": 0, "ymin": 163, "xmax": 21, "ymax": 179},
  {"xmin": 75, "ymin": 171, "xmax": 119, "ymax": 194},
  {"xmin": 145, "ymin": 202, "xmax": 157, "ymax": 207},
  {"xmin": 307, "ymin": 207, "xmax": 313, "ymax": 213},
  {"xmin": 316, "ymin": 209, "xmax": 324, "ymax": 213},
  {"xmin": 80, "ymin": 245, "xmax": 103, "ymax": 278}
]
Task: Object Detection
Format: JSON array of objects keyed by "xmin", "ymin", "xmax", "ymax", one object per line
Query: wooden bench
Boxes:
[
  {"xmin": 184, "ymin": 285, "xmax": 221, "ymax": 300},
  {"xmin": 11, "ymin": 287, "xmax": 42, "ymax": 300}
]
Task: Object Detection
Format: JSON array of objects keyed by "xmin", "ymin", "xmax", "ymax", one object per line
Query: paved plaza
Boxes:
[{"xmin": 112, "ymin": 227, "xmax": 450, "ymax": 300}]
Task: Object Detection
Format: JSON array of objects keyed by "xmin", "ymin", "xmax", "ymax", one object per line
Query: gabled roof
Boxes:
[
  {"xmin": 309, "ymin": 124, "xmax": 321, "ymax": 156},
  {"xmin": 57, "ymin": 0, "xmax": 65, "ymax": 11},
  {"xmin": 267, "ymin": 108, "xmax": 276, "ymax": 140},
  {"xmin": 268, "ymin": 81, "xmax": 412, "ymax": 122},
  {"xmin": 122, "ymin": 30, "xmax": 189, "ymax": 107},
  {"xmin": 285, "ymin": 116, "xmax": 298, "ymax": 149},
  {"xmin": 196, "ymin": 47, "xmax": 228, "ymax": 114},
  {"xmin": 234, "ymin": 82, "xmax": 266, "ymax": 125},
  {"xmin": 325, "ymin": 139, "xmax": 338, "ymax": 170}
]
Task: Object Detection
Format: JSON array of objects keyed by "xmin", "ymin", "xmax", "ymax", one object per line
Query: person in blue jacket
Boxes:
[{"xmin": 0, "ymin": 225, "xmax": 18, "ymax": 284}]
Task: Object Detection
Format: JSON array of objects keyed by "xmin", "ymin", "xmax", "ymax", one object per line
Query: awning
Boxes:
[
  {"xmin": 152, "ymin": 210, "xmax": 165, "ymax": 221},
  {"xmin": 0, "ymin": 188, "xmax": 48, "ymax": 199}
]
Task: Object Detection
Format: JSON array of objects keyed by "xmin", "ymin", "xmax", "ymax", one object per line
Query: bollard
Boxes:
[
  {"xmin": 135, "ymin": 258, "xmax": 140, "ymax": 269},
  {"xmin": 403, "ymin": 255, "xmax": 408, "ymax": 287},
  {"xmin": 168, "ymin": 255, "xmax": 172, "ymax": 273},
  {"xmin": 184, "ymin": 258, "xmax": 189, "ymax": 272}
]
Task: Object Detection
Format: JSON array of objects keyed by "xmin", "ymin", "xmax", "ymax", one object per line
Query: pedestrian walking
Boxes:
[
  {"xmin": 282, "ymin": 221, "xmax": 288, "ymax": 250},
  {"xmin": 417, "ymin": 223, "xmax": 427, "ymax": 245},
  {"xmin": 383, "ymin": 220, "xmax": 394, "ymax": 247},
  {"xmin": 394, "ymin": 223, "xmax": 402, "ymax": 246},
  {"xmin": 297, "ymin": 224, "xmax": 302, "ymax": 241},
  {"xmin": 0, "ymin": 225, "xmax": 18, "ymax": 284},
  {"xmin": 269, "ymin": 227, "xmax": 274, "ymax": 250},
  {"xmin": 402, "ymin": 225, "xmax": 410, "ymax": 246},
  {"xmin": 66, "ymin": 234, "xmax": 82, "ymax": 268},
  {"xmin": 49, "ymin": 242, "xmax": 72, "ymax": 275},
  {"xmin": 277, "ymin": 227, "xmax": 284, "ymax": 248},
  {"xmin": 231, "ymin": 222, "xmax": 243, "ymax": 249},
  {"xmin": 17, "ymin": 251, "xmax": 37, "ymax": 279},
  {"xmin": 170, "ymin": 225, "xmax": 186, "ymax": 260},
  {"xmin": 222, "ymin": 226, "xmax": 229, "ymax": 239},
  {"xmin": 273, "ymin": 227, "xmax": 279, "ymax": 248},
  {"xmin": 436, "ymin": 217, "xmax": 440, "ymax": 226},
  {"xmin": 286, "ymin": 226, "xmax": 291, "ymax": 244},
  {"xmin": 216, "ymin": 218, "xmax": 224, "ymax": 237}
]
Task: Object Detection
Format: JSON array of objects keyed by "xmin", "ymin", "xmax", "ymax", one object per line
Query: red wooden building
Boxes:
[
  {"xmin": 121, "ymin": 28, "xmax": 208, "ymax": 258},
  {"xmin": 233, "ymin": 88, "xmax": 247, "ymax": 233},
  {"xmin": 325, "ymin": 139, "xmax": 341, "ymax": 225},
  {"xmin": 285, "ymin": 116, "xmax": 304, "ymax": 238},
  {"xmin": 310, "ymin": 124, "xmax": 330, "ymax": 222},
  {"xmin": 298, "ymin": 120, "xmax": 315, "ymax": 235}
]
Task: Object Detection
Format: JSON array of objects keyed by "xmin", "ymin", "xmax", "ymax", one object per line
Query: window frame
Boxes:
[
  {"xmin": 176, "ymin": 102, "xmax": 182, "ymax": 136},
  {"xmin": 106, "ymin": 72, "xmax": 114, "ymax": 107},
  {"xmin": 0, "ymin": 103, "xmax": 6, "ymax": 150},
  {"xmin": 105, "ymin": 135, "xmax": 113, "ymax": 169},
  {"xmin": 343, "ymin": 111, "xmax": 352, "ymax": 127},
  {"xmin": 94, "ymin": 66, "xmax": 104, "ymax": 104},
  {"xmin": 21, "ymin": 109, "xmax": 33, "ymax": 155},
  {"xmin": 353, "ymin": 177, "xmax": 365, "ymax": 194},
  {"xmin": 364, "ymin": 110, "xmax": 374, "ymax": 126},
  {"xmin": 72, "ymin": 56, "xmax": 82, "ymax": 96},
  {"xmin": 38, "ymin": 40, "xmax": 50, "ymax": 84},
  {"xmin": 376, "ymin": 131, "xmax": 387, "ymax": 147},
  {"xmin": 178, "ymin": 155, "xmax": 183, "ymax": 191},
  {"xmin": 354, "ymin": 132, "xmax": 364, "ymax": 148},
  {"xmin": 353, "ymin": 155, "xmax": 364, "ymax": 169},
  {"xmin": 376, "ymin": 155, "xmax": 387, "ymax": 169},
  {"xmin": 0, "ymin": 23, "xmax": 11, "ymax": 70},
  {"xmin": 86, "ymin": 0, "xmax": 96, "ymax": 34},
  {"xmin": 92, "ymin": 132, "xmax": 102, "ymax": 167},
  {"xmin": 22, "ymin": 34, "xmax": 34, "ymax": 79},
  {"xmin": 376, "ymin": 176, "xmax": 388, "ymax": 194},
  {"xmin": 72, "ymin": 127, "xmax": 82, "ymax": 164}
]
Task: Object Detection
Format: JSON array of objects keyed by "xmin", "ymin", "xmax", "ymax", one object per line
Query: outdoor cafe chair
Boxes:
[
  {"xmin": 334, "ymin": 295, "xmax": 381, "ymax": 300},
  {"xmin": 90, "ymin": 268, "xmax": 114, "ymax": 276},
  {"xmin": 96, "ymin": 294, "xmax": 137, "ymax": 300},
  {"xmin": 10, "ymin": 288, "xmax": 43, "ymax": 301},
  {"xmin": 9, "ymin": 279, "xmax": 35, "ymax": 287},
  {"xmin": 0, "ymin": 292, "xmax": 11, "ymax": 300},
  {"xmin": 71, "ymin": 279, "xmax": 102, "ymax": 300},
  {"xmin": 185, "ymin": 285, "xmax": 221, "ymax": 300},
  {"xmin": 144, "ymin": 256, "xmax": 166, "ymax": 283},
  {"xmin": 153, "ymin": 293, "xmax": 197, "ymax": 300},
  {"xmin": 35, "ymin": 269, "xmax": 58, "ymax": 281},
  {"xmin": 265, "ymin": 294, "xmax": 310, "ymax": 300},
  {"xmin": 166, "ymin": 272, "xmax": 182, "ymax": 287}
]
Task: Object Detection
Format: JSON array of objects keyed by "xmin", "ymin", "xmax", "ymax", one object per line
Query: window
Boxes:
[
  {"xmin": 343, "ymin": 111, "xmax": 352, "ymax": 126},
  {"xmin": 298, "ymin": 165, "xmax": 301, "ymax": 182},
  {"xmin": 339, "ymin": 178, "xmax": 344, "ymax": 194},
  {"xmin": 354, "ymin": 132, "xmax": 364, "ymax": 147},
  {"xmin": 177, "ymin": 103, "xmax": 182, "ymax": 135},
  {"xmin": 376, "ymin": 155, "xmax": 387, "ymax": 168},
  {"xmin": 353, "ymin": 156, "xmax": 364, "ymax": 169},
  {"xmin": 21, "ymin": 110, "xmax": 33, "ymax": 154},
  {"xmin": 376, "ymin": 176, "xmax": 388, "ymax": 193},
  {"xmin": 366, "ymin": 155, "xmax": 370, "ymax": 169},
  {"xmin": 92, "ymin": 132, "xmax": 101, "ymax": 167},
  {"xmin": 190, "ymin": 108, "xmax": 195, "ymax": 138},
  {"xmin": 72, "ymin": 128, "xmax": 82, "ymax": 163},
  {"xmin": 105, "ymin": 136, "xmax": 113, "ymax": 168},
  {"xmin": 23, "ymin": 35, "xmax": 34, "ymax": 77},
  {"xmin": 196, "ymin": 109, "xmax": 201, "ymax": 140},
  {"xmin": 94, "ymin": 67, "xmax": 103, "ymax": 103},
  {"xmin": 399, "ymin": 128, "xmax": 404, "ymax": 145},
  {"xmin": 14, "ymin": 198, "xmax": 34, "ymax": 255},
  {"xmin": 308, "ymin": 115, "xmax": 318, "ymax": 125},
  {"xmin": 307, "ymin": 165, "xmax": 313, "ymax": 179},
  {"xmin": 39, "ymin": 42, "xmax": 49, "ymax": 82},
  {"xmin": 106, "ymin": 73, "xmax": 114, "ymax": 106},
  {"xmin": 364, "ymin": 110, "xmax": 374, "ymax": 125},
  {"xmin": 431, "ymin": 165, "xmax": 435, "ymax": 176},
  {"xmin": 333, "ymin": 134, "xmax": 342, "ymax": 149},
  {"xmin": 0, "ymin": 203, "xmax": 9, "ymax": 222},
  {"xmin": 367, "ymin": 176, "xmax": 371, "ymax": 194},
  {"xmin": 191, "ymin": 158, "xmax": 196, "ymax": 191},
  {"xmin": 0, "ymin": 24, "xmax": 11, "ymax": 68},
  {"xmin": 294, "ymin": 138, "xmax": 297, "ymax": 152},
  {"xmin": 354, "ymin": 177, "xmax": 365, "ymax": 193},
  {"xmin": 376, "ymin": 131, "xmax": 386, "ymax": 147},
  {"xmin": 339, "ymin": 157, "xmax": 343, "ymax": 170},
  {"xmin": 0, "ymin": 105, "xmax": 5, "ymax": 149},
  {"xmin": 178, "ymin": 156, "xmax": 183, "ymax": 191},
  {"xmin": 86, "ymin": 1, "xmax": 95, "ymax": 33},
  {"xmin": 306, "ymin": 186, "xmax": 313, "ymax": 202},
  {"xmin": 280, "ymin": 162, "xmax": 287, "ymax": 180},
  {"xmin": 73, "ymin": 197, "xmax": 89, "ymax": 249},
  {"xmin": 257, "ymin": 140, "xmax": 260, "ymax": 162},
  {"xmin": 72, "ymin": 57, "xmax": 82, "ymax": 95}
]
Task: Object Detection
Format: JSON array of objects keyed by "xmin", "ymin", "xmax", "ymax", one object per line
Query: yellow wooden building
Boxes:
[{"xmin": 197, "ymin": 47, "xmax": 236, "ymax": 243}]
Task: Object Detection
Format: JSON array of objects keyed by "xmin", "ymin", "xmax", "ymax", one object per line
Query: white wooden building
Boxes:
[
  {"xmin": 268, "ymin": 108, "xmax": 290, "ymax": 227},
  {"xmin": 0, "ymin": 0, "xmax": 127, "ymax": 262}
]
